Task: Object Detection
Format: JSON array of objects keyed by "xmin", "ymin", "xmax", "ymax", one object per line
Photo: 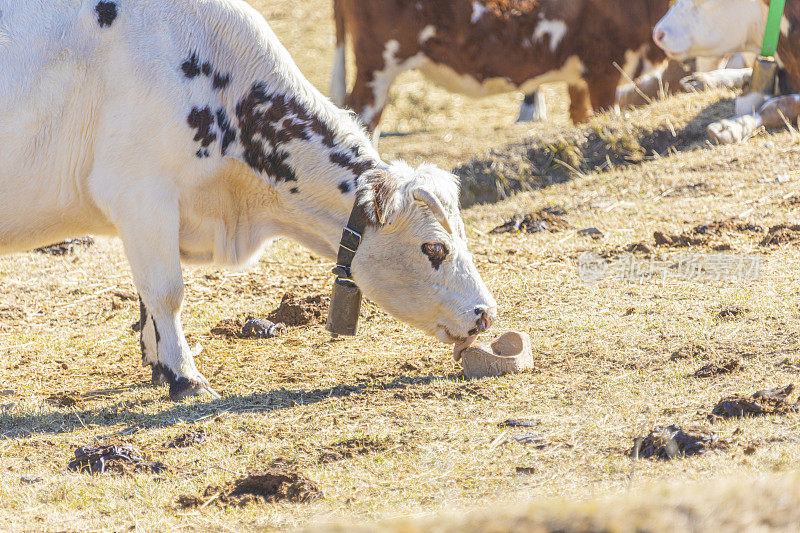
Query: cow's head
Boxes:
[
  {"xmin": 351, "ymin": 162, "xmax": 497, "ymax": 357},
  {"xmin": 653, "ymin": 0, "xmax": 768, "ymax": 60}
]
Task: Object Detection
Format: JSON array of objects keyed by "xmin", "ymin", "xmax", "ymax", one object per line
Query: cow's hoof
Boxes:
[
  {"xmin": 707, "ymin": 120, "xmax": 742, "ymax": 145},
  {"xmin": 168, "ymin": 378, "xmax": 220, "ymax": 401},
  {"xmin": 150, "ymin": 365, "xmax": 167, "ymax": 387}
]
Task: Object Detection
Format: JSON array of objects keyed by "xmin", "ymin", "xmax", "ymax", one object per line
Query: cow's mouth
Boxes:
[
  {"xmin": 662, "ymin": 47, "xmax": 691, "ymax": 61},
  {"xmin": 439, "ymin": 325, "xmax": 479, "ymax": 361}
]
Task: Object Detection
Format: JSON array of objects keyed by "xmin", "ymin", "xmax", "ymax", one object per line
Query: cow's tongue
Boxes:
[{"xmin": 453, "ymin": 333, "xmax": 479, "ymax": 361}]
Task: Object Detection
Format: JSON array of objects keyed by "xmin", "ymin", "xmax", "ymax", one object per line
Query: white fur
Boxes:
[
  {"xmin": 516, "ymin": 91, "xmax": 547, "ymax": 123},
  {"xmin": 363, "ymin": 40, "xmax": 427, "ymax": 125},
  {"xmin": 330, "ymin": 44, "xmax": 346, "ymax": 106},
  {"xmin": 695, "ymin": 56, "xmax": 726, "ymax": 72},
  {"xmin": 471, "ymin": 1, "xmax": 487, "ymax": 24},
  {"xmin": 0, "ymin": 0, "xmax": 495, "ymax": 396},
  {"xmin": 533, "ymin": 19, "xmax": 567, "ymax": 53},
  {"xmin": 620, "ymin": 45, "xmax": 651, "ymax": 81},
  {"xmin": 735, "ymin": 91, "xmax": 769, "ymax": 115},
  {"xmin": 654, "ymin": 0, "xmax": 768, "ymax": 60},
  {"xmin": 419, "ymin": 25, "xmax": 436, "ymax": 44},
  {"xmin": 724, "ymin": 53, "xmax": 754, "ymax": 70}
]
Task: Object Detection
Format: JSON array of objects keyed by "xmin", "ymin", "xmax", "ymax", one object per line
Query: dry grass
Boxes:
[
  {"xmin": 3, "ymin": 0, "xmax": 800, "ymax": 531},
  {"xmin": 315, "ymin": 472, "xmax": 800, "ymax": 532}
]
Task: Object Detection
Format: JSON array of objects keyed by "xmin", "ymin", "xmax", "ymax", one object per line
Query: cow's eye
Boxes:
[{"xmin": 421, "ymin": 243, "xmax": 448, "ymax": 269}]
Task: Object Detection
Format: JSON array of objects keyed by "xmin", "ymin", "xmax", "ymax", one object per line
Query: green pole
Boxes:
[{"xmin": 762, "ymin": 0, "xmax": 787, "ymax": 57}]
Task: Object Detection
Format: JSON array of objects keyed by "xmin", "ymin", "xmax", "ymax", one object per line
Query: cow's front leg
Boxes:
[
  {"xmin": 585, "ymin": 72, "xmax": 620, "ymax": 119},
  {"xmin": 348, "ymin": 68, "xmax": 390, "ymax": 143},
  {"xmin": 567, "ymin": 83, "xmax": 594, "ymax": 123},
  {"xmin": 516, "ymin": 91, "xmax": 547, "ymax": 122},
  {"xmin": 112, "ymin": 192, "xmax": 218, "ymax": 401}
]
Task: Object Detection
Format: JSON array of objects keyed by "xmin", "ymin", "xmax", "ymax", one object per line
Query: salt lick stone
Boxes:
[{"xmin": 460, "ymin": 331, "xmax": 533, "ymax": 379}]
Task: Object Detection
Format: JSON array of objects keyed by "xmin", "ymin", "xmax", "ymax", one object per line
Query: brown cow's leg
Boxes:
[
  {"xmin": 659, "ymin": 60, "xmax": 692, "ymax": 96},
  {"xmin": 347, "ymin": 69, "xmax": 390, "ymax": 137},
  {"xmin": 568, "ymin": 83, "xmax": 593, "ymax": 123},
  {"xmin": 617, "ymin": 61, "xmax": 692, "ymax": 109},
  {"xmin": 585, "ymin": 72, "xmax": 620, "ymax": 118}
]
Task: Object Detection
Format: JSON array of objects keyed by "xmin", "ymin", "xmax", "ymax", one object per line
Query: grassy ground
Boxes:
[
  {"xmin": 3, "ymin": 0, "xmax": 800, "ymax": 531},
  {"xmin": 317, "ymin": 472, "xmax": 800, "ymax": 532}
]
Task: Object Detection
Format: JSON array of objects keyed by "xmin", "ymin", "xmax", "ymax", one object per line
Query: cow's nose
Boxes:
[
  {"xmin": 653, "ymin": 28, "xmax": 667, "ymax": 47},
  {"xmin": 474, "ymin": 306, "xmax": 493, "ymax": 333}
]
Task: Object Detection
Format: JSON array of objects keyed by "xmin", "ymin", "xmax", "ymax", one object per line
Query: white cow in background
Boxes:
[
  {"xmin": 653, "ymin": 0, "xmax": 768, "ymax": 61},
  {"xmin": 0, "ymin": 0, "xmax": 497, "ymax": 400},
  {"xmin": 654, "ymin": 0, "xmax": 772, "ymax": 114},
  {"xmin": 653, "ymin": 0, "xmax": 800, "ymax": 143}
]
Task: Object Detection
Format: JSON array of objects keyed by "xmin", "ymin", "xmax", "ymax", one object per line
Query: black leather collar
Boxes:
[{"xmin": 331, "ymin": 202, "xmax": 372, "ymax": 282}]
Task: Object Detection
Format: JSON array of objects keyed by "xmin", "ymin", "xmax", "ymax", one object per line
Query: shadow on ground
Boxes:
[
  {"xmin": 0, "ymin": 373, "xmax": 464, "ymax": 439},
  {"xmin": 454, "ymin": 95, "xmax": 736, "ymax": 207}
]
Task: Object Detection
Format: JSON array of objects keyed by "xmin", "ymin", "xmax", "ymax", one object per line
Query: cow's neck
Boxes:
[
  {"xmin": 271, "ymin": 178, "xmax": 370, "ymax": 262},
  {"xmin": 777, "ymin": 8, "xmax": 800, "ymax": 93},
  {"xmin": 182, "ymin": 14, "xmax": 383, "ymax": 262},
  {"xmin": 226, "ymin": 80, "xmax": 381, "ymax": 260}
]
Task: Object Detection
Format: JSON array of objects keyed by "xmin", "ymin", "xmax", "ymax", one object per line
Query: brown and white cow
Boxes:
[{"xmin": 330, "ymin": 0, "xmax": 672, "ymax": 132}]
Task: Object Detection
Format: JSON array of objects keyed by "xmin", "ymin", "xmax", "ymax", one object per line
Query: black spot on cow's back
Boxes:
[
  {"xmin": 215, "ymin": 108, "xmax": 236, "ymax": 156},
  {"xmin": 290, "ymin": 187, "xmax": 300, "ymax": 194},
  {"xmin": 250, "ymin": 83, "xmax": 272, "ymax": 104},
  {"xmin": 95, "ymin": 1, "xmax": 117, "ymax": 28},
  {"xmin": 235, "ymin": 81, "xmax": 376, "ymax": 184},
  {"xmin": 337, "ymin": 181, "xmax": 351, "ymax": 193},
  {"xmin": 330, "ymin": 151, "xmax": 375, "ymax": 178},
  {"xmin": 187, "ymin": 106, "xmax": 217, "ymax": 148},
  {"xmin": 201, "ymin": 62, "xmax": 213, "ymax": 77},
  {"xmin": 212, "ymin": 72, "xmax": 231, "ymax": 90},
  {"xmin": 182, "ymin": 53, "xmax": 201, "ymax": 79}
]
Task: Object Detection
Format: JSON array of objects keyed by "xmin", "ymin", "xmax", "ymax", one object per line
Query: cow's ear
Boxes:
[{"xmin": 357, "ymin": 169, "xmax": 401, "ymax": 225}]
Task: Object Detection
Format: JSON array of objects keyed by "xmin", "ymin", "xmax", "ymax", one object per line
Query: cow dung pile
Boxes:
[
  {"xmin": 316, "ymin": 437, "xmax": 390, "ymax": 464},
  {"xmin": 34, "ymin": 236, "xmax": 95, "ymax": 256},
  {"xmin": 68, "ymin": 443, "xmax": 167, "ymax": 475},
  {"xmin": 166, "ymin": 430, "xmax": 208, "ymax": 448},
  {"xmin": 490, "ymin": 207, "xmax": 570, "ymax": 234},
  {"xmin": 669, "ymin": 342, "xmax": 708, "ymax": 361},
  {"xmin": 267, "ymin": 293, "xmax": 329, "ymax": 327},
  {"xmin": 710, "ymin": 384, "xmax": 800, "ymax": 420},
  {"xmin": 693, "ymin": 358, "xmax": 742, "ymax": 378},
  {"xmin": 210, "ymin": 317, "xmax": 287, "ymax": 339},
  {"xmin": 630, "ymin": 425, "xmax": 726, "ymax": 460},
  {"xmin": 760, "ymin": 224, "xmax": 800, "ymax": 246},
  {"xmin": 653, "ymin": 220, "xmax": 765, "ymax": 250},
  {"xmin": 177, "ymin": 469, "xmax": 322, "ymax": 508},
  {"xmin": 46, "ymin": 392, "xmax": 81, "ymax": 408}
]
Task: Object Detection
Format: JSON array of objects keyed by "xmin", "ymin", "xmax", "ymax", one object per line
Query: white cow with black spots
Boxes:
[{"xmin": 0, "ymin": 0, "xmax": 497, "ymax": 400}]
